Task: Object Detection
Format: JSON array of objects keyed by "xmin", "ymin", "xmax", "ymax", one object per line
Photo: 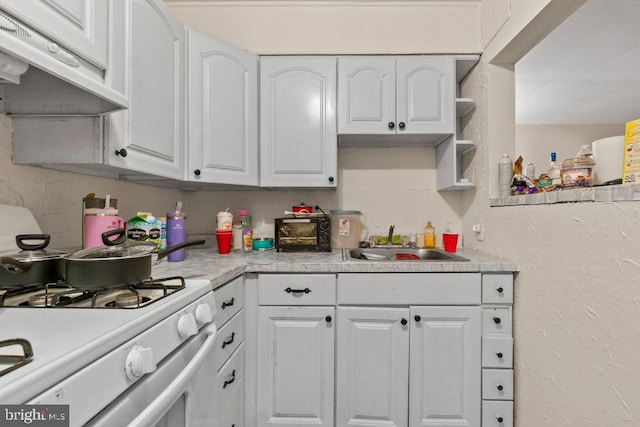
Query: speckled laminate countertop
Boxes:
[{"xmin": 151, "ymin": 248, "xmax": 518, "ymax": 290}]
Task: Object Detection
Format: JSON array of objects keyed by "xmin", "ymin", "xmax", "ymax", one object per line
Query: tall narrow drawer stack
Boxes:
[
  {"xmin": 214, "ymin": 276, "xmax": 245, "ymax": 427},
  {"xmin": 481, "ymin": 274, "xmax": 514, "ymax": 427}
]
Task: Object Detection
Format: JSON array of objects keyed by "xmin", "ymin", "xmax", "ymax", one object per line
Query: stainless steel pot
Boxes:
[
  {"xmin": 64, "ymin": 229, "xmax": 205, "ymax": 290},
  {"xmin": 0, "ymin": 234, "xmax": 69, "ymax": 289}
]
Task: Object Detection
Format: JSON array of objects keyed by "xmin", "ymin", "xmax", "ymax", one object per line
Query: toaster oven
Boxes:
[{"xmin": 275, "ymin": 216, "xmax": 331, "ymax": 252}]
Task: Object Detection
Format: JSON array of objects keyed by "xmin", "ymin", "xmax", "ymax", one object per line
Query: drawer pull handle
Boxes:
[
  {"xmin": 496, "ymin": 352, "xmax": 503, "ymax": 359},
  {"xmin": 285, "ymin": 287, "xmax": 311, "ymax": 294},
  {"xmin": 414, "ymin": 315, "xmax": 421, "ymax": 322},
  {"xmin": 401, "ymin": 318, "xmax": 407, "ymax": 325},
  {"xmin": 223, "ymin": 369, "xmax": 236, "ymax": 388},
  {"xmin": 221, "ymin": 298, "xmax": 235, "ymax": 309},
  {"xmin": 325, "ymin": 315, "xmax": 332, "ymax": 323},
  {"xmin": 496, "ymin": 383, "xmax": 504, "ymax": 391},
  {"xmin": 497, "ymin": 416, "xmax": 504, "ymax": 423},
  {"xmin": 493, "ymin": 317, "xmax": 501, "ymax": 324},
  {"xmin": 222, "ymin": 332, "xmax": 235, "ymax": 349},
  {"xmin": 497, "ymin": 287, "xmax": 504, "ymax": 293}
]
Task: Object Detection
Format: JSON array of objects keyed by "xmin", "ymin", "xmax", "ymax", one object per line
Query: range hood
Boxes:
[{"xmin": 0, "ymin": 11, "xmax": 128, "ymax": 115}]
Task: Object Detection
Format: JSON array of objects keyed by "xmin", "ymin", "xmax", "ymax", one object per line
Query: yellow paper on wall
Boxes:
[{"xmin": 623, "ymin": 118, "xmax": 640, "ymax": 184}]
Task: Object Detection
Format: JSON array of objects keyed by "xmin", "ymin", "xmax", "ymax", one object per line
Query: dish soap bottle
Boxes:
[{"xmin": 424, "ymin": 221, "xmax": 435, "ymax": 248}]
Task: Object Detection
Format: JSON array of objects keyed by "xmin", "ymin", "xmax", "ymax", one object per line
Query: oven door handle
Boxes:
[{"xmin": 128, "ymin": 323, "xmax": 218, "ymax": 427}]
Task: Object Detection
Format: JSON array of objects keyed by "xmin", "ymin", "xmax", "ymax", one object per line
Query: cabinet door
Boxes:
[
  {"xmin": 0, "ymin": 0, "xmax": 107, "ymax": 68},
  {"xmin": 260, "ymin": 56, "xmax": 337, "ymax": 187},
  {"xmin": 409, "ymin": 306, "xmax": 481, "ymax": 427},
  {"xmin": 187, "ymin": 29, "xmax": 258, "ymax": 185},
  {"xmin": 396, "ymin": 57, "xmax": 454, "ymax": 135},
  {"xmin": 337, "ymin": 56, "xmax": 396, "ymax": 134},
  {"xmin": 257, "ymin": 306, "xmax": 335, "ymax": 426},
  {"xmin": 106, "ymin": 0, "xmax": 185, "ymax": 180},
  {"xmin": 336, "ymin": 307, "xmax": 409, "ymax": 427}
]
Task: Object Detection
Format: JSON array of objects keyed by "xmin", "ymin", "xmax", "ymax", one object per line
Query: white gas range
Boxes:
[{"xmin": 0, "ymin": 206, "xmax": 220, "ymax": 426}]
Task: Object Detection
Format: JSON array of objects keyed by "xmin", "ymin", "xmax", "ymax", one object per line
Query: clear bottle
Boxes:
[
  {"xmin": 525, "ymin": 162, "xmax": 536, "ymax": 179},
  {"xmin": 424, "ymin": 221, "xmax": 435, "ymax": 248},
  {"xmin": 547, "ymin": 152, "xmax": 562, "ymax": 186},
  {"xmin": 239, "ymin": 210, "xmax": 253, "ymax": 252}
]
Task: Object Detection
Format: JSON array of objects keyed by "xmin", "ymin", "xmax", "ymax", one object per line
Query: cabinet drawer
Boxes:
[
  {"xmin": 482, "ymin": 337, "xmax": 513, "ymax": 368},
  {"xmin": 482, "ymin": 369, "xmax": 513, "ymax": 400},
  {"xmin": 482, "ymin": 307, "xmax": 512, "ymax": 336},
  {"xmin": 215, "ymin": 276, "xmax": 244, "ymax": 327},
  {"xmin": 482, "ymin": 401, "xmax": 513, "ymax": 427},
  {"xmin": 338, "ymin": 273, "xmax": 481, "ymax": 305},
  {"xmin": 258, "ymin": 274, "xmax": 336, "ymax": 305},
  {"xmin": 215, "ymin": 310, "xmax": 244, "ymax": 372},
  {"xmin": 482, "ymin": 274, "xmax": 513, "ymax": 304},
  {"xmin": 217, "ymin": 343, "xmax": 245, "ymax": 411},
  {"xmin": 220, "ymin": 376, "xmax": 244, "ymax": 427}
]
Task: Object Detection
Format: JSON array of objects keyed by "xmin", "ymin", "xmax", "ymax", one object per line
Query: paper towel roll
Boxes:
[{"xmin": 592, "ymin": 135, "xmax": 624, "ymax": 185}]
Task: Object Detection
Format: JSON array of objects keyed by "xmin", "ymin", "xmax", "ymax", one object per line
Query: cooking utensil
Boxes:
[
  {"xmin": 64, "ymin": 229, "xmax": 205, "ymax": 290},
  {"xmin": 0, "ymin": 234, "xmax": 69, "ymax": 289}
]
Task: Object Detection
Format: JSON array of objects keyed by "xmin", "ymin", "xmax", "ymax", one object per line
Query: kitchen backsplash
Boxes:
[{"xmin": 0, "ymin": 114, "xmax": 462, "ymax": 248}]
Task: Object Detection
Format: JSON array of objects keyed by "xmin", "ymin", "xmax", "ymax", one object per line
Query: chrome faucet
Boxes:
[{"xmin": 387, "ymin": 225, "xmax": 395, "ymax": 245}]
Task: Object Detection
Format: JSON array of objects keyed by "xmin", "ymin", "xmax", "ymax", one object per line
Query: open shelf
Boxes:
[{"xmin": 456, "ymin": 98, "xmax": 475, "ymax": 118}]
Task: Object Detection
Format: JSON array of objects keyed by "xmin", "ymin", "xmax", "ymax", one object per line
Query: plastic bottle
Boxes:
[
  {"xmin": 424, "ymin": 221, "xmax": 435, "ymax": 248},
  {"xmin": 239, "ymin": 210, "xmax": 253, "ymax": 252},
  {"xmin": 525, "ymin": 162, "xmax": 536, "ymax": 179},
  {"xmin": 547, "ymin": 152, "xmax": 562, "ymax": 186},
  {"xmin": 498, "ymin": 155, "xmax": 513, "ymax": 197}
]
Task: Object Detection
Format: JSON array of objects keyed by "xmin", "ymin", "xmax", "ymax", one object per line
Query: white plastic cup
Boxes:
[{"xmin": 216, "ymin": 212, "xmax": 233, "ymax": 230}]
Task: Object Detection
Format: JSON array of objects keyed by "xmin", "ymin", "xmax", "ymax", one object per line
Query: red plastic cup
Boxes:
[
  {"xmin": 442, "ymin": 233, "xmax": 459, "ymax": 253},
  {"xmin": 216, "ymin": 229, "xmax": 233, "ymax": 254}
]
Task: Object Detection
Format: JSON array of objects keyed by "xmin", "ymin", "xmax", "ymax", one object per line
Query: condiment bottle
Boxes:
[
  {"xmin": 424, "ymin": 221, "xmax": 435, "ymax": 248},
  {"xmin": 498, "ymin": 154, "xmax": 513, "ymax": 197},
  {"xmin": 239, "ymin": 210, "xmax": 253, "ymax": 252}
]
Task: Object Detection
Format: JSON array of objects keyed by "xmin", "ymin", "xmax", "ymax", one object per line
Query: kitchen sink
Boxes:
[{"xmin": 349, "ymin": 247, "xmax": 469, "ymax": 262}]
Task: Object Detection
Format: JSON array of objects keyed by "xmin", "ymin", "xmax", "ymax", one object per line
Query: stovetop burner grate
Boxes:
[{"xmin": 0, "ymin": 276, "xmax": 186, "ymax": 309}]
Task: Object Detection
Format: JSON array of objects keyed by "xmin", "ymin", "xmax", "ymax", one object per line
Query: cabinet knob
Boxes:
[
  {"xmin": 497, "ymin": 416, "xmax": 504, "ymax": 423},
  {"xmin": 496, "ymin": 352, "xmax": 503, "ymax": 359},
  {"xmin": 400, "ymin": 318, "xmax": 407, "ymax": 325},
  {"xmin": 194, "ymin": 169, "xmax": 201, "ymax": 176},
  {"xmin": 388, "ymin": 121, "xmax": 395, "ymax": 129},
  {"xmin": 496, "ymin": 384, "xmax": 504, "ymax": 391},
  {"xmin": 398, "ymin": 122, "xmax": 406, "ymax": 130},
  {"xmin": 414, "ymin": 315, "xmax": 421, "ymax": 322},
  {"xmin": 493, "ymin": 317, "xmax": 501, "ymax": 324},
  {"xmin": 114, "ymin": 148, "xmax": 128, "ymax": 157},
  {"xmin": 328, "ymin": 176, "xmax": 334, "ymax": 183},
  {"xmin": 325, "ymin": 315, "xmax": 332, "ymax": 323},
  {"xmin": 497, "ymin": 287, "xmax": 504, "ymax": 293}
]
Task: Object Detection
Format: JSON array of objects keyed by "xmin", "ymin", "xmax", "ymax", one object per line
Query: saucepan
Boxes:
[
  {"xmin": 0, "ymin": 234, "xmax": 69, "ymax": 289},
  {"xmin": 64, "ymin": 229, "xmax": 205, "ymax": 290}
]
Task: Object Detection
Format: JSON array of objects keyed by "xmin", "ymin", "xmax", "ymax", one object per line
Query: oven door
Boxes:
[{"xmin": 87, "ymin": 323, "xmax": 218, "ymax": 427}]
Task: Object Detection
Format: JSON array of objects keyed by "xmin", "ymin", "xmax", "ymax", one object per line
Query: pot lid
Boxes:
[
  {"xmin": 67, "ymin": 240, "xmax": 157, "ymax": 260},
  {"xmin": 0, "ymin": 234, "xmax": 69, "ymax": 261}
]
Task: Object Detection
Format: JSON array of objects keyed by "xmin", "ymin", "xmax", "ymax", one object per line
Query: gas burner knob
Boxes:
[
  {"xmin": 177, "ymin": 313, "xmax": 198, "ymax": 337},
  {"xmin": 195, "ymin": 303, "xmax": 213, "ymax": 325},
  {"xmin": 125, "ymin": 346, "xmax": 156, "ymax": 380}
]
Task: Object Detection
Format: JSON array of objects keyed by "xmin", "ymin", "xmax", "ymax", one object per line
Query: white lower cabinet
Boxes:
[
  {"xmin": 336, "ymin": 306, "xmax": 481, "ymax": 427},
  {"xmin": 257, "ymin": 306, "xmax": 335, "ymax": 426}
]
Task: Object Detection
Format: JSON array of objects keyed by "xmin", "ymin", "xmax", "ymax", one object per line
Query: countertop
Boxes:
[{"xmin": 151, "ymin": 248, "xmax": 518, "ymax": 290}]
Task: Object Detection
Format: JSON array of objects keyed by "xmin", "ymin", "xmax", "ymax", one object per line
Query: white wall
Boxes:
[
  {"xmin": 0, "ymin": 115, "xmax": 183, "ymax": 249},
  {"xmin": 516, "ymin": 124, "xmax": 624, "ymax": 176},
  {"xmin": 463, "ymin": 0, "xmax": 640, "ymax": 425}
]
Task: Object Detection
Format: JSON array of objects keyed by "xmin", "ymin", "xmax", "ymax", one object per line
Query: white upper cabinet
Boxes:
[
  {"xmin": 0, "ymin": 0, "xmax": 107, "ymax": 68},
  {"xmin": 105, "ymin": 0, "xmax": 186, "ymax": 180},
  {"xmin": 338, "ymin": 57, "xmax": 396, "ymax": 134},
  {"xmin": 260, "ymin": 56, "xmax": 338, "ymax": 187},
  {"xmin": 187, "ymin": 29, "xmax": 258, "ymax": 185},
  {"xmin": 338, "ymin": 56, "xmax": 455, "ymax": 144}
]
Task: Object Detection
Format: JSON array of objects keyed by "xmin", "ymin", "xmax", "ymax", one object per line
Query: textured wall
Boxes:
[
  {"xmin": 0, "ymin": 115, "xmax": 183, "ymax": 249},
  {"xmin": 463, "ymin": 1, "xmax": 640, "ymax": 424}
]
